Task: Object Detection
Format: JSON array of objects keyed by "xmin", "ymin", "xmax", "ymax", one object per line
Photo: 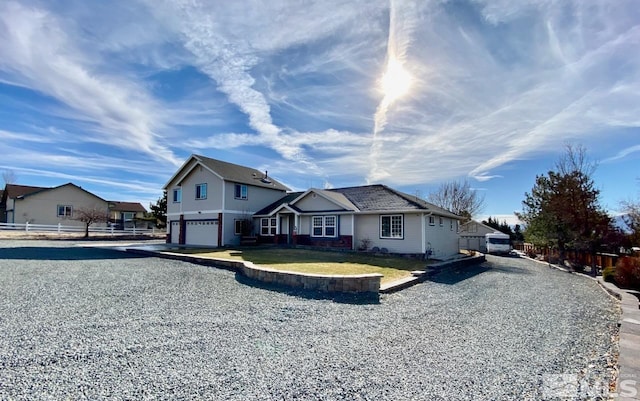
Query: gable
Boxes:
[
  {"xmin": 164, "ymin": 154, "xmax": 289, "ymax": 192},
  {"xmin": 294, "ymin": 191, "xmax": 352, "ymax": 212}
]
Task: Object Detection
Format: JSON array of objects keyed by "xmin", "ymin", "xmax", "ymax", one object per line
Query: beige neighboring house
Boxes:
[
  {"xmin": 1, "ymin": 183, "xmax": 109, "ymax": 227},
  {"xmin": 108, "ymin": 201, "xmax": 148, "ymax": 229},
  {"xmin": 459, "ymin": 220, "xmax": 509, "ymax": 252}
]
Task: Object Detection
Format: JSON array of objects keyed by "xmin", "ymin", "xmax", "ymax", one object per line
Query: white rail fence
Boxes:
[{"xmin": 0, "ymin": 222, "xmax": 160, "ymax": 236}]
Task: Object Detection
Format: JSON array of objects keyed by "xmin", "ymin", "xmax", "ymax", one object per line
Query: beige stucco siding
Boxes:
[
  {"xmin": 295, "ymin": 194, "xmax": 345, "ymax": 212},
  {"xmin": 222, "ymin": 181, "xmax": 286, "ymax": 214},
  {"xmin": 166, "ymin": 166, "xmax": 224, "ymax": 219},
  {"xmin": 353, "ymin": 213, "xmax": 423, "ymax": 254},
  {"xmin": 12, "ymin": 185, "xmax": 107, "ymax": 226},
  {"xmin": 424, "ymin": 216, "xmax": 460, "ymax": 259}
]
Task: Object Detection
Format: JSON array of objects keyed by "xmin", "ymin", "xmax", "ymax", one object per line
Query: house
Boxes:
[
  {"xmin": 165, "ymin": 155, "xmax": 463, "ymax": 259},
  {"xmin": 108, "ymin": 201, "xmax": 148, "ymax": 229},
  {"xmin": 163, "ymin": 154, "xmax": 290, "ymax": 247},
  {"xmin": 254, "ymin": 185, "xmax": 463, "ymax": 259},
  {"xmin": 459, "ymin": 220, "xmax": 509, "ymax": 252},
  {"xmin": 0, "ymin": 183, "xmax": 109, "ymax": 227}
]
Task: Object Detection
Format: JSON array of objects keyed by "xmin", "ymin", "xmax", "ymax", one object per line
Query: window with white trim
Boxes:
[
  {"xmin": 439, "ymin": 217, "xmax": 444, "ymax": 226},
  {"xmin": 428, "ymin": 215, "xmax": 435, "ymax": 226},
  {"xmin": 234, "ymin": 184, "xmax": 248, "ymax": 200},
  {"xmin": 261, "ymin": 218, "xmax": 277, "ymax": 236},
  {"xmin": 234, "ymin": 219, "xmax": 245, "ymax": 235},
  {"xmin": 450, "ymin": 219, "xmax": 454, "ymax": 231},
  {"xmin": 195, "ymin": 183, "xmax": 207, "ymax": 199},
  {"xmin": 172, "ymin": 188, "xmax": 181, "ymax": 203},
  {"xmin": 312, "ymin": 215, "xmax": 337, "ymax": 237},
  {"xmin": 57, "ymin": 205, "xmax": 72, "ymax": 217},
  {"xmin": 380, "ymin": 215, "xmax": 403, "ymax": 239}
]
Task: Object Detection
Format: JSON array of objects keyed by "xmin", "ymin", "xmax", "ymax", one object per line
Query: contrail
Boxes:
[{"xmin": 368, "ymin": 0, "xmax": 416, "ymax": 183}]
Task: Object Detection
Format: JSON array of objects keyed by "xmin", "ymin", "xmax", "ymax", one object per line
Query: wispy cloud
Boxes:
[
  {"xmin": 0, "ymin": 0, "xmax": 639, "ymax": 207},
  {"xmin": 0, "ymin": 1, "xmax": 180, "ymax": 166}
]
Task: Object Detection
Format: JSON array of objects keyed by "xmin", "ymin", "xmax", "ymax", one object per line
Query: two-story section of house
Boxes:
[{"xmin": 163, "ymin": 154, "xmax": 290, "ymax": 246}]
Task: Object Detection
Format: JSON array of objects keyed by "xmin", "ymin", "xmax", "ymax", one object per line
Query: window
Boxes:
[
  {"xmin": 234, "ymin": 184, "xmax": 248, "ymax": 200},
  {"xmin": 57, "ymin": 205, "xmax": 72, "ymax": 217},
  {"xmin": 233, "ymin": 220, "xmax": 244, "ymax": 235},
  {"xmin": 428, "ymin": 215, "xmax": 435, "ymax": 226},
  {"xmin": 172, "ymin": 188, "xmax": 182, "ymax": 203},
  {"xmin": 439, "ymin": 217, "xmax": 444, "ymax": 226},
  {"xmin": 311, "ymin": 215, "xmax": 337, "ymax": 237},
  {"xmin": 195, "ymin": 183, "xmax": 207, "ymax": 200},
  {"xmin": 450, "ymin": 219, "xmax": 454, "ymax": 231},
  {"xmin": 123, "ymin": 212, "xmax": 135, "ymax": 221},
  {"xmin": 261, "ymin": 218, "xmax": 277, "ymax": 236},
  {"xmin": 380, "ymin": 215, "xmax": 403, "ymax": 239}
]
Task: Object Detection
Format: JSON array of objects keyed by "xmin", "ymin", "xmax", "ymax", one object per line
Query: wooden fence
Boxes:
[{"xmin": 513, "ymin": 242, "xmax": 619, "ymax": 269}]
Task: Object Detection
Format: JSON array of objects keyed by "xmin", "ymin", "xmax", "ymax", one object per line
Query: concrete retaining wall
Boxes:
[
  {"xmin": 239, "ymin": 262, "xmax": 382, "ymax": 293},
  {"xmin": 127, "ymin": 249, "xmax": 382, "ymax": 293}
]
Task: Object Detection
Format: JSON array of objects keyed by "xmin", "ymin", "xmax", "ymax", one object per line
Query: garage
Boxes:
[{"xmin": 184, "ymin": 219, "xmax": 219, "ymax": 246}]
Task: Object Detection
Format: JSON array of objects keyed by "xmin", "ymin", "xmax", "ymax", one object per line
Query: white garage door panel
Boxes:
[
  {"xmin": 185, "ymin": 220, "xmax": 219, "ymax": 246},
  {"xmin": 170, "ymin": 221, "xmax": 180, "ymax": 244}
]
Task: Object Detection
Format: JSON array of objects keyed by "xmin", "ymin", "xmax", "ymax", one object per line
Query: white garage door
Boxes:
[
  {"xmin": 170, "ymin": 221, "xmax": 180, "ymax": 244},
  {"xmin": 185, "ymin": 219, "xmax": 219, "ymax": 246}
]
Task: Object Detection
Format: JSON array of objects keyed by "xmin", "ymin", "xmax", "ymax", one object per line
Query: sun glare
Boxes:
[{"xmin": 380, "ymin": 57, "xmax": 412, "ymax": 102}]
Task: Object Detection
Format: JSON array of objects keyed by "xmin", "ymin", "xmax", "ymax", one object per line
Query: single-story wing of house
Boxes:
[
  {"xmin": 165, "ymin": 154, "xmax": 464, "ymax": 259},
  {"xmin": 253, "ymin": 184, "xmax": 463, "ymax": 259}
]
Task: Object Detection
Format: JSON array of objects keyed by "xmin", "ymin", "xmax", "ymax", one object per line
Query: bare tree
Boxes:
[
  {"xmin": 427, "ymin": 180, "xmax": 485, "ymax": 221},
  {"xmin": 73, "ymin": 206, "xmax": 110, "ymax": 238},
  {"xmin": 555, "ymin": 143, "xmax": 597, "ymax": 177},
  {"xmin": 2, "ymin": 169, "xmax": 17, "ymax": 186},
  {"xmin": 621, "ymin": 199, "xmax": 640, "ymax": 246}
]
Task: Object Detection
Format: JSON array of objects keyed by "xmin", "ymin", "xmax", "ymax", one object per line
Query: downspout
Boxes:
[
  {"xmin": 423, "ymin": 211, "xmax": 433, "ymax": 258},
  {"xmin": 221, "ymin": 180, "xmax": 226, "ymax": 245},
  {"xmin": 351, "ymin": 214, "xmax": 355, "ymax": 250}
]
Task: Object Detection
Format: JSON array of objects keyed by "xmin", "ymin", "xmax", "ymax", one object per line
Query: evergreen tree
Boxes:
[
  {"xmin": 517, "ymin": 145, "xmax": 611, "ymax": 267},
  {"xmin": 149, "ymin": 191, "xmax": 167, "ymax": 229}
]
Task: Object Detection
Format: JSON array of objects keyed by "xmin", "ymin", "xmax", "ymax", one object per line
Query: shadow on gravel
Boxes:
[
  {"xmin": 235, "ymin": 273, "xmax": 380, "ymax": 305},
  {"xmin": 429, "ymin": 262, "xmax": 531, "ymax": 285},
  {"xmin": 0, "ymin": 247, "xmax": 145, "ymax": 261}
]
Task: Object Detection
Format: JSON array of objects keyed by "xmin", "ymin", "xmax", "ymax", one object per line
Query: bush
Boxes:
[
  {"xmin": 615, "ymin": 257, "xmax": 640, "ymax": 291},
  {"xmin": 602, "ymin": 266, "xmax": 616, "ymax": 283}
]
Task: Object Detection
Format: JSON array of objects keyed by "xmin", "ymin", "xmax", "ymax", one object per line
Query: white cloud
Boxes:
[{"xmin": 0, "ymin": 1, "xmax": 181, "ymax": 166}]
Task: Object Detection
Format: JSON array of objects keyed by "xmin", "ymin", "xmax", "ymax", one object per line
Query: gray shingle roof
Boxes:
[
  {"xmin": 254, "ymin": 192, "xmax": 303, "ymax": 216},
  {"xmin": 108, "ymin": 201, "xmax": 147, "ymax": 213},
  {"xmin": 194, "ymin": 155, "xmax": 289, "ymax": 191},
  {"xmin": 254, "ymin": 184, "xmax": 462, "ymax": 218}
]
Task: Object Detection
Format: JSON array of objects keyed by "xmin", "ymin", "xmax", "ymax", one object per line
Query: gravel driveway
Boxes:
[{"xmin": 0, "ymin": 240, "xmax": 619, "ymax": 400}]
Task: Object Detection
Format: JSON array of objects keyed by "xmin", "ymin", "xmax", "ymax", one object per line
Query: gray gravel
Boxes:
[{"xmin": 0, "ymin": 240, "xmax": 619, "ymax": 400}]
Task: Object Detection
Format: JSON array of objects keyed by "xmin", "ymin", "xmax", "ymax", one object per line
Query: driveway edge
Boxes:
[{"xmin": 520, "ymin": 254, "xmax": 640, "ymax": 400}]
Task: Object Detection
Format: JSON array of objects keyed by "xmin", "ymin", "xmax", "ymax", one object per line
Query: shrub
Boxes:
[
  {"xmin": 615, "ymin": 257, "xmax": 640, "ymax": 290},
  {"xmin": 602, "ymin": 266, "xmax": 616, "ymax": 283}
]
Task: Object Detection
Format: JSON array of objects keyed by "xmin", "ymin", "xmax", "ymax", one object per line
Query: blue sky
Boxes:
[{"xmin": 1, "ymin": 0, "xmax": 639, "ymax": 224}]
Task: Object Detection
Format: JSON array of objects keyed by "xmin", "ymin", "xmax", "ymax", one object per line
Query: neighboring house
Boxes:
[
  {"xmin": 108, "ymin": 201, "xmax": 148, "ymax": 229},
  {"xmin": 0, "ymin": 183, "xmax": 109, "ymax": 227},
  {"xmin": 254, "ymin": 185, "xmax": 462, "ymax": 259},
  {"xmin": 164, "ymin": 154, "xmax": 290, "ymax": 247},
  {"xmin": 459, "ymin": 220, "xmax": 509, "ymax": 252}
]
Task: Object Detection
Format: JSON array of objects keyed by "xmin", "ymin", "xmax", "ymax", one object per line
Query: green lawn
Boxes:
[{"xmin": 167, "ymin": 248, "xmax": 432, "ymax": 284}]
